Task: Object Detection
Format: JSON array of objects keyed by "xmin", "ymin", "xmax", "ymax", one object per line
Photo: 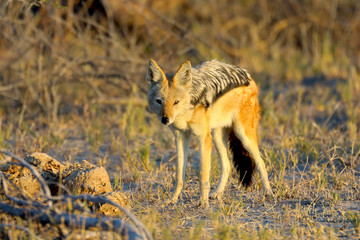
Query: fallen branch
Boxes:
[
  {"xmin": 92, "ymin": 97, "xmax": 147, "ymax": 107},
  {"xmin": 0, "ymin": 171, "xmax": 45, "ymax": 208},
  {"xmin": 51, "ymin": 194, "xmax": 152, "ymax": 240},
  {"xmin": 0, "ymin": 82, "xmax": 25, "ymax": 92},
  {"xmin": 0, "ymin": 150, "xmax": 153, "ymax": 240},
  {"xmin": 0, "ymin": 203, "xmax": 142, "ymax": 240},
  {"xmin": 0, "ymin": 224, "xmax": 40, "ymax": 240},
  {"xmin": 0, "ymin": 150, "xmax": 53, "ymax": 206}
]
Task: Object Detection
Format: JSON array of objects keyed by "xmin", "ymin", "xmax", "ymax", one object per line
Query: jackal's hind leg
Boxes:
[{"xmin": 233, "ymin": 124, "xmax": 273, "ymax": 197}]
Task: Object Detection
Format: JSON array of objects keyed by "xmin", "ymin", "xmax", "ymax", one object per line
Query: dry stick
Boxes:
[
  {"xmin": 0, "ymin": 203, "xmax": 143, "ymax": 240},
  {"xmin": 0, "ymin": 172, "xmax": 45, "ymax": 208},
  {"xmin": 48, "ymin": 194, "xmax": 153, "ymax": 240},
  {"xmin": 72, "ymin": 195, "xmax": 152, "ymax": 240},
  {"xmin": 0, "ymin": 82, "xmax": 25, "ymax": 92},
  {"xmin": 122, "ymin": 1, "xmax": 231, "ymax": 58},
  {"xmin": 0, "ymin": 150, "xmax": 53, "ymax": 207},
  {"xmin": 125, "ymin": 1, "xmax": 214, "ymax": 48},
  {"xmin": 93, "ymin": 97, "xmax": 147, "ymax": 107},
  {"xmin": 0, "ymin": 224, "xmax": 40, "ymax": 240},
  {"xmin": 0, "ymin": 150, "xmax": 153, "ymax": 240},
  {"xmin": 51, "ymin": 193, "xmax": 152, "ymax": 239},
  {"xmin": 0, "ymin": 44, "xmax": 35, "ymax": 73}
]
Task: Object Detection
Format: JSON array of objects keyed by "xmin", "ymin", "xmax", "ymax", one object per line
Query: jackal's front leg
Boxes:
[
  {"xmin": 198, "ymin": 129, "xmax": 212, "ymax": 208},
  {"xmin": 210, "ymin": 127, "xmax": 231, "ymax": 200},
  {"xmin": 169, "ymin": 128, "xmax": 191, "ymax": 203}
]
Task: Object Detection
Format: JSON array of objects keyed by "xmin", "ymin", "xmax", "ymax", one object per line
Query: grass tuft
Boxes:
[{"xmin": 0, "ymin": 0, "xmax": 359, "ymax": 238}]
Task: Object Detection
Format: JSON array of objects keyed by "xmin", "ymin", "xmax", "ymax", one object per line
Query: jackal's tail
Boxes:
[{"xmin": 228, "ymin": 130, "xmax": 255, "ymax": 187}]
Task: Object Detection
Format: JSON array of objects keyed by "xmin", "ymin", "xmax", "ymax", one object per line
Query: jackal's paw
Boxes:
[
  {"xmin": 163, "ymin": 198, "xmax": 177, "ymax": 207},
  {"xmin": 264, "ymin": 189, "xmax": 276, "ymax": 202},
  {"xmin": 167, "ymin": 196, "xmax": 179, "ymax": 204},
  {"xmin": 209, "ymin": 192, "xmax": 223, "ymax": 200},
  {"xmin": 198, "ymin": 200, "xmax": 209, "ymax": 209}
]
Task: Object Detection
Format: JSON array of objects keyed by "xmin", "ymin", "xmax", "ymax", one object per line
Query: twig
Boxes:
[
  {"xmin": 120, "ymin": 1, "xmax": 230, "ymax": 58},
  {"xmin": 45, "ymin": 193, "xmax": 153, "ymax": 240},
  {"xmin": 0, "ymin": 203, "xmax": 143, "ymax": 240},
  {"xmin": 93, "ymin": 97, "xmax": 147, "ymax": 107},
  {"xmin": 0, "ymin": 224, "xmax": 40, "ymax": 240},
  {"xmin": 62, "ymin": 194, "xmax": 153, "ymax": 240},
  {"xmin": 0, "ymin": 82, "xmax": 24, "ymax": 92},
  {"xmin": 0, "ymin": 172, "xmax": 45, "ymax": 208},
  {"xmin": 0, "ymin": 150, "xmax": 153, "ymax": 240},
  {"xmin": 0, "ymin": 44, "xmax": 35, "ymax": 73},
  {"xmin": 0, "ymin": 150, "xmax": 53, "ymax": 207},
  {"xmin": 124, "ymin": 1, "xmax": 214, "ymax": 49}
]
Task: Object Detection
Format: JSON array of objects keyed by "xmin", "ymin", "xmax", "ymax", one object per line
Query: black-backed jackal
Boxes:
[{"xmin": 146, "ymin": 59, "xmax": 273, "ymax": 207}]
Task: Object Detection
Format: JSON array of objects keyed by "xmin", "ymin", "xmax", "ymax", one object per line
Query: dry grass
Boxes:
[{"xmin": 0, "ymin": 0, "xmax": 359, "ymax": 239}]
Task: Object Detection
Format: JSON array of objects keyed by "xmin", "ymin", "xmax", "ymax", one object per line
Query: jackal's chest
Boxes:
[
  {"xmin": 171, "ymin": 114, "xmax": 192, "ymax": 131},
  {"xmin": 172, "ymin": 118, "xmax": 205, "ymax": 137},
  {"xmin": 171, "ymin": 107, "xmax": 201, "ymax": 132},
  {"xmin": 171, "ymin": 106, "xmax": 211, "ymax": 136}
]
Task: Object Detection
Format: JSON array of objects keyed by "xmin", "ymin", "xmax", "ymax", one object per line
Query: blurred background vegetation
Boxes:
[
  {"xmin": 1, "ymin": 1, "xmax": 360, "ymax": 238},
  {"xmin": 0, "ymin": 0, "xmax": 359, "ymax": 125},
  {"xmin": 0, "ymin": 0, "xmax": 359, "ymax": 177}
]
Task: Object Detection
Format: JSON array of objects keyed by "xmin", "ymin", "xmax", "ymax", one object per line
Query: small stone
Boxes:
[
  {"xmin": 63, "ymin": 164, "xmax": 112, "ymax": 195},
  {"xmin": 98, "ymin": 191, "xmax": 129, "ymax": 215}
]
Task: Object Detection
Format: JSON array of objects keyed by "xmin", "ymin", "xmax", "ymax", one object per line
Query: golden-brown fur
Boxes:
[{"xmin": 146, "ymin": 59, "xmax": 273, "ymax": 207}]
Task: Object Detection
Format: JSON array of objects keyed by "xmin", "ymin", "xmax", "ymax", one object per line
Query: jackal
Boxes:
[{"xmin": 146, "ymin": 59, "xmax": 273, "ymax": 207}]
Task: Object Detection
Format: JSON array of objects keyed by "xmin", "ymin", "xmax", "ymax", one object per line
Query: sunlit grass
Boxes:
[{"xmin": 0, "ymin": 0, "xmax": 359, "ymax": 239}]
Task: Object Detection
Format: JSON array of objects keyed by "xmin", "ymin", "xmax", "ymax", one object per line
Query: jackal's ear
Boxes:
[
  {"xmin": 173, "ymin": 61, "xmax": 192, "ymax": 86},
  {"xmin": 146, "ymin": 59, "xmax": 165, "ymax": 85}
]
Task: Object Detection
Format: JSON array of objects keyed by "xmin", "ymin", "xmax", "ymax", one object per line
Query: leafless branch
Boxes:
[
  {"xmin": 0, "ymin": 150, "xmax": 53, "ymax": 206},
  {"xmin": 0, "ymin": 203, "xmax": 142, "ymax": 240},
  {"xmin": 0, "ymin": 171, "xmax": 46, "ymax": 208},
  {"xmin": 0, "ymin": 224, "xmax": 40, "ymax": 240},
  {"xmin": 0, "ymin": 150, "xmax": 153, "ymax": 240}
]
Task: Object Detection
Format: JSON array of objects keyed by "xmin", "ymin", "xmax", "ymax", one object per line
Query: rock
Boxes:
[
  {"xmin": 24, "ymin": 152, "xmax": 68, "ymax": 195},
  {"xmin": 63, "ymin": 160, "xmax": 112, "ymax": 195},
  {"xmin": 16, "ymin": 174, "xmax": 41, "ymax": 198},
  {"xmin": 1, "ymin": 152, "xmax": 118, "ymax": 200},
  {"xmin": 24, "ymin": 152, "xmax": 66, "ymax": 182},
  {"xmin": 97, "ymin": 191, "xmax": 129, "ymax": 215},
  {"xmin": 2, "ymin": 164, "xmax": 41, "ymax": 198}
]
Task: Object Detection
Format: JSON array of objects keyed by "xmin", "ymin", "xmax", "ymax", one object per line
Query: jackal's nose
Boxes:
[{"xmin": 161, "ymin": 117, "xmax": 169, "ymax": 125}]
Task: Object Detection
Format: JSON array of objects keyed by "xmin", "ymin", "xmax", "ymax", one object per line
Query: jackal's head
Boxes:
[{"xmin": 146, "ymin": 59, "xmax": 192, "ymax": 125}]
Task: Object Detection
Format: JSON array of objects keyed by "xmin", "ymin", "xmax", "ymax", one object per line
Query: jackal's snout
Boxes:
[{"xmin": 161, "ymin": 116, "xmax": 169, "ymax": 125}]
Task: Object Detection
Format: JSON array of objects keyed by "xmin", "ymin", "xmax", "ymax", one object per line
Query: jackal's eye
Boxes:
[
  {"xmin": 156, "ymin": 99, "xmax": 162, "ymax": 105},
  {"xmin": 173, "ymin": 100, "xmax": 179, "ymax": 105}
]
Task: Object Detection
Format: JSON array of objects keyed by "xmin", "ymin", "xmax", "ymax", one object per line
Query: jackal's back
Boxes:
[{"xmin": 190, "ymin": 60, "xmax": 251, "ymax": 107}]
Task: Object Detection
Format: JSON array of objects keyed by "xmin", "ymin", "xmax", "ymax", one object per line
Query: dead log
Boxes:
[
  {"xmin": 0, "ymin": 203, "xmax": 142, "ymax": 240},
  {"xmin": 0, "ymin": 150, "xmax": 153, "ymax": 240}
]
